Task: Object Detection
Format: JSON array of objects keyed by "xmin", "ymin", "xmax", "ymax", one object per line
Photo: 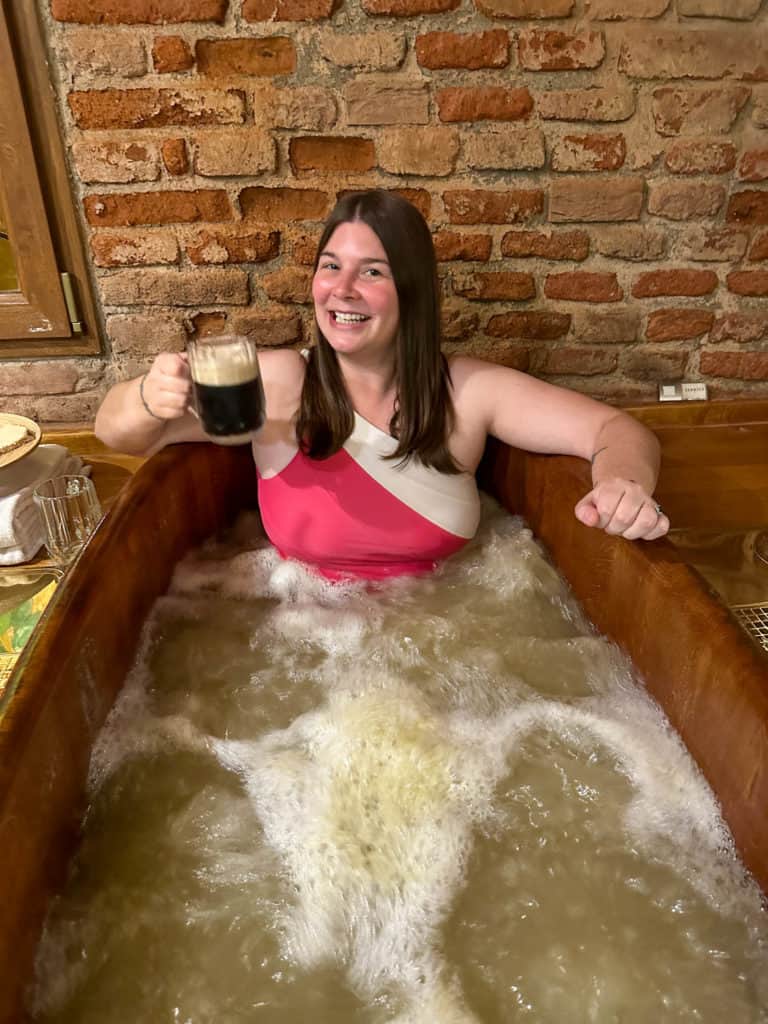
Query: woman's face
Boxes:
[{"xmin": 312, "ymin": 220, "xmax": 400, "ymax": 363}]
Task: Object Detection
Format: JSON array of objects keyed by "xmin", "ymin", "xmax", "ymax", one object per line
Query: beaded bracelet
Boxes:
[{"xmin": 138, "ymin": 374, "xmax": 164, "ymax": 421}]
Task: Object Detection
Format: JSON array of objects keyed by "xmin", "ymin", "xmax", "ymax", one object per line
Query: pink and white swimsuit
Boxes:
[{"xmin": 254, "ymin": 412, "xmax": 481, "ymax": 581}]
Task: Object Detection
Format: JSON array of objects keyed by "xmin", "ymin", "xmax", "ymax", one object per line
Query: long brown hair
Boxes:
[{"xmin": 296, "ymin": 189, "xmax": 459, "ymax": 473}]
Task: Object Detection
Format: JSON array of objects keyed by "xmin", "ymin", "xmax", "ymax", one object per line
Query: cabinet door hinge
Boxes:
[{"xmin": 60, "ymin": 272, "xmax": 84, "ymax": 334}]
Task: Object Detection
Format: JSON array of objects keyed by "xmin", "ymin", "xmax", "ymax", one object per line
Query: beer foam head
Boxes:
[{"xmin": 189, "ymin": 335, "xmax": 260, "ymax": 386}]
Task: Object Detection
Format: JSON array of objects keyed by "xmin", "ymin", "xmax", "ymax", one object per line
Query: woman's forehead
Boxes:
[{"xmin": 323, "ymin": 220, "xmax": 389, "ymax": 261}]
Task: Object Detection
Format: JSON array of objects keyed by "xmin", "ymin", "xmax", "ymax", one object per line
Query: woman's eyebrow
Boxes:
[{"xmin": 319, "ymin": 250, "xmax": 390, "ymax": 265}]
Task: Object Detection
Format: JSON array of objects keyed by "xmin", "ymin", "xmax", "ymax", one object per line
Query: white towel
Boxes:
[{"xmin": 0, "ymin": 448, "xmax": 91, "ymax": 564}]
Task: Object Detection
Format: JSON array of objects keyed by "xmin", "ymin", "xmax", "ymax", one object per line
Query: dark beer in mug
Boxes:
[{"xmin": 188, "ymin": 335, "xmax": 265, "ymax": 445}]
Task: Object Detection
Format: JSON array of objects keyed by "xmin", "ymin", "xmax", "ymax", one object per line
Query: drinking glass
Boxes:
[
  {"xmin": 187, "ymin": 334, "xmax": 265, "ymax": 445},
  {"xmin": 33, "ymin": 475, "xmax": 102, "ymax": 565}
]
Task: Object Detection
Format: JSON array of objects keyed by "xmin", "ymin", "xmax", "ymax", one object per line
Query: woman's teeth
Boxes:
[{"xmin": 333, "ymin": 312, "xmax": 369, "ymax": 323}]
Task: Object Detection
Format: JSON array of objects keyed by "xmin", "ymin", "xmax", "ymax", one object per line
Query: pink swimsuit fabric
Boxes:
[{"xmin": 257, "ymin": 418, "xmax": 481, "ymax": 581}]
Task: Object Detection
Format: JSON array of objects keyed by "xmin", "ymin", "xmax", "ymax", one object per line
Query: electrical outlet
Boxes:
[
  {"xmin": 658, "ymin": 382, "xmax": 709, "ymax": 402},
  {"xmin": 680, "ymin": 382, "xmax": 708, "ymax": 401}
]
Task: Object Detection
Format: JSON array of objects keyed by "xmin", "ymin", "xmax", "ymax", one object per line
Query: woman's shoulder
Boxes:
[{"xmin": 258, "ymin": 347, "xmax": 307, "ymax": 379}]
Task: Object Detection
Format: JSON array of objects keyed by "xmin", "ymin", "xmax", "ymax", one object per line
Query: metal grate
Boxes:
[{"xmin": 732, "ymin": 603, "xmax": 768, "ymax": 652}]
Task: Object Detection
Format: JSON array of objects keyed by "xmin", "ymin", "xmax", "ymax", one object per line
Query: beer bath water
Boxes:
[{"xmin": 31, "ymin": 502, "xmax": 768, "ymax": 1023}]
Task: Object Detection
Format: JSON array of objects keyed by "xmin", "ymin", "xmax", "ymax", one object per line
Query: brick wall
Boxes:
[{"xmin": 6, "ymin": 0, "xmax": 768, "ymax": 422}]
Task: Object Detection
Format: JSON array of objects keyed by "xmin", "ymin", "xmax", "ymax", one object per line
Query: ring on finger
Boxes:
[{"xmin": 653, "ymin": 502, "xmax": 663, "ymax": 516}]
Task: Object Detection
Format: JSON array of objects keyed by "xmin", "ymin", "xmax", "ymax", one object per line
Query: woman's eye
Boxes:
[
  {"xmin": 320, "ymin": 261, "xmax": 339, "ymax": 271},
  {"xmin": 364, "ymin": 268, "xmax": 382, "ymax": 277}
]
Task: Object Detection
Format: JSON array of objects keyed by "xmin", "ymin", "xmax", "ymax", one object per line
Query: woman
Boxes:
[{"xmin": 95, "ymin": 190, "xmax": 669, "ymax": 580}]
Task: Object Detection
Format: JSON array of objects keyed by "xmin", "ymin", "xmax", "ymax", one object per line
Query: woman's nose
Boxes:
[{"xmin": 332, "ymin": 269, "xmax": 359, "ymax": 298}]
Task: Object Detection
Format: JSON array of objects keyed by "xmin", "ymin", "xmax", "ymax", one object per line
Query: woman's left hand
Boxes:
[{"xmin": 574, "ymin": 477, "xmax": 670, "ymax": 540}]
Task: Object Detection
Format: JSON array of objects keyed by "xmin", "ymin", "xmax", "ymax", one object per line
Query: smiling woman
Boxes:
[{"xmin": 95, "ymin": 189, "xmax": 669, "ymax": 582}]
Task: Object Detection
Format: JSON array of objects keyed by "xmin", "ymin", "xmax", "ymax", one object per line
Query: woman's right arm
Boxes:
[{"xmin": 94, "ymin": 352, "xmax": 207, "ymax": 455}]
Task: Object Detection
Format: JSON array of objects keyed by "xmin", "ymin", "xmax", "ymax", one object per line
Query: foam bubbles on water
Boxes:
[{"xmin": 32, "ymin": 500, "xmax": 768, "ymax": 1023}]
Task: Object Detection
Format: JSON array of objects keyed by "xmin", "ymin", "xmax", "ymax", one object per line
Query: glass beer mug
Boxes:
[{"xmin": 186, "ymin": 335, "xmax": 266, "ymax": 445}]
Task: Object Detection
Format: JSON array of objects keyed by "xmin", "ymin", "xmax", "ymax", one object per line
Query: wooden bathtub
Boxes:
[{"xmin": 1, "ymin": 400, "xmax": 767, "ymax": 1023}]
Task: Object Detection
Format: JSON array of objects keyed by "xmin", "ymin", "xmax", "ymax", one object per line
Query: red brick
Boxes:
[
  {"xmin": 285, "ymin": 229, "xmax": 320, "ymax": 265},
  {"xmin": 619, "ymin": 28, "xmax": 768, "ymax": 81},
  {"xmin": 592, "ymin": 225, "xmax": 666, "ymax": 261},
  {"xmin": 91, "ymin": 231, "xmax": 179, "ymax": 267},
  {"xmin": 99, "ymin": 268, "xmax": 249, "ymax": 306},
  {"xmin": 622, "ymin": 349, "xmax": 690, "ymax": 381},
  {"xmin": 453, "ymin": 271, "xmax": 536, "ymax": 300},
  {"xmin": 152, "ymin": 35, "xmax": 194, "ymax": 73},
  {"xmin": 549, "ymin": 177, "xmax": 644, "ymax": 222},
  {"xmin": 243, "ymin": 0, "xmax": 336, "ymax": 18},
  {"xmin": 443, "ymin": 189, "xmax": 544, "ymax": 224},
  {"xmin": 500, "ymin": 229, "xmax": 589, "ymax": 260},
  {"xmin": 187, "ymin": 229, "xmax": 280, "ymax": 264},
  {"xmin": 648, "ymin": 182, "xmax": 725, "ymax": 220},
  {"xmin": 445, "ymin": 338, "xmax": 530, "ymax": 369},
  {"xmin": 475, "ymin": 0, "xmax": 574, "ymax": 14},
  {"xmin": 436, "ymin": 87, "xmax": 533, "ymax": 122},
  {"xmin": 288, "ymin": 137, "xmax": 375, "ymax": 173},
  {"xmin": 665, "ymin": 140, "xmax": 736, "ymax": 175},
  {"xmin": 84, "ymin": 189, "xmax": 232, "ymax": 226},
  {"xmin": 463, "ymin": 129, "xmax": 545, "ymax": 171},
  {"xmin": 532, "ymin": 347, "xmax": 618, "ymax": 375},
  {"xmin": 230, "ymin": 309, "xmax": 303, "ymax": 346},
  {"xmin": 485, "ymin": 310, "xmax": 571, "ymax": 339},
  {"xmin": 415, "ymin": 30, "xmax": 510, "ymax": 69},
  {"xmin": 433, "ymin": 232, "xmax": 493, "ymax": 261},
  {"xmin": 646, "ymin": 308, "xmax": 714, "ymax": 341},
  {"xmin": 240, "ymin": 187, "xmax": 330, "ymax": 222},
  {"xmin": 260, "ymin": 267, "xmax": 313, "ymax": 303},
  {"xmin": 700, "ymin": 351, "xmax": 768, "ymax": 380},
  {"xmin": 632, "ymin": 269, "xmax": 718, "ymax": 298},
  {"xmin": 537, "ymin": 87, "xmax": 635, "ymax": 123},
  {"xmin": 727, "ymin": 270, "xmax": 768, "ymax": 296},
  {"xmin": 378, "ymin": 127, "xmax": 458, "ymax": 175},
  {"xmin": 739, "ymin": 149, "xmax": 768, "ymax": 182},
  {"xmin": 216, "ymin": 102, "xmax": 266, "ymax": 161},
  {"xmin": 71, "ymin": 140, "xmax": 160, "ymax": 184},
  {"xmin": 440, "ymin": 301, "xmax": 481, "ymax": 342},
  {"xmin": 651, "ymin": 86, "xmax": 751, "ymax": 136},
  {"xmin": 161, "ymin": 138, "xmax": 189, "ymax": 175},
  {"xmin": 196, "ymin": 38, "xmax": 295, "ymax": 76},
  {"xmin": 678, "ymin": 0, "xmax": 762, "ymax": 17},
  {"xmin": 726, "ymin": 191, "xmax": 768, "ymax": 225},
  {"xmin": 318, "ymin": 32, "xmax": 406, "ymax": 70},
  {"xmin": 749, "ymin": 232, "xmax": 768, "ymax": 261},
  {"xmin": 678, "ymin": 226, "xmax": 748, "ymax": 262},
  {"xmin": 518, "ymin": 29, "xmax": 605, "ymax": 71},
  {"xmin": 0, "ymin": 362, "xmax": 79, "ymax": 395},
  {"xmin": 573, "ymin": 309, "xmax": 639, "ymax": 342},
  {"xmin": 107, "ymin": 313, "xmax": 187, "ymax": 355},
  {"xmin": 551, "ymin": 134, "xmax": 626, "ymax": 172},
  {"xmin": 258, "ymin": 84, "xmax": 337, "ymax": 131},
  {"xmin": 51, "ymin": 0, "xmax": 227, "ymax": 23},
  {"xmin": 68, "ymin": 89, "xmax": 245, "ymax": 130},
  {"xmin": 586, "ymin": 0, "xmax": 669, "ymax": 15},
  {"xmin": 544, "ymin": 272, "xmax": 622, "ymax": 302},
  {"xmin": 710, "ymin": 313, "xmax": 768, "ymax": 343},
  {"xmin": 344, "ymin": 76, "xmax": 428, "ymax": 126},
  {"xmin": 362, "ymin": 0, "xmax": 459, "ymax": 12}
]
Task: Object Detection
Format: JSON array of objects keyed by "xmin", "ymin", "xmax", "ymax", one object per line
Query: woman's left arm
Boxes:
[{"xmin": 451, "ymin": 358, "xmax": 669, "ymax": 541}]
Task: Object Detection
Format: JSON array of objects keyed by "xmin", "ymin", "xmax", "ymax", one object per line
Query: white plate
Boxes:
[{"xmin": 0, "ymin": 414, "xmax": 41, "ymax": 470}]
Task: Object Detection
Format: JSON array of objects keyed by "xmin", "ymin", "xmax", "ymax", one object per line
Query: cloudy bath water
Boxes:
[{"xmin": 31, "ymin": 501, "xmax": 768, "ymax": 1023}]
